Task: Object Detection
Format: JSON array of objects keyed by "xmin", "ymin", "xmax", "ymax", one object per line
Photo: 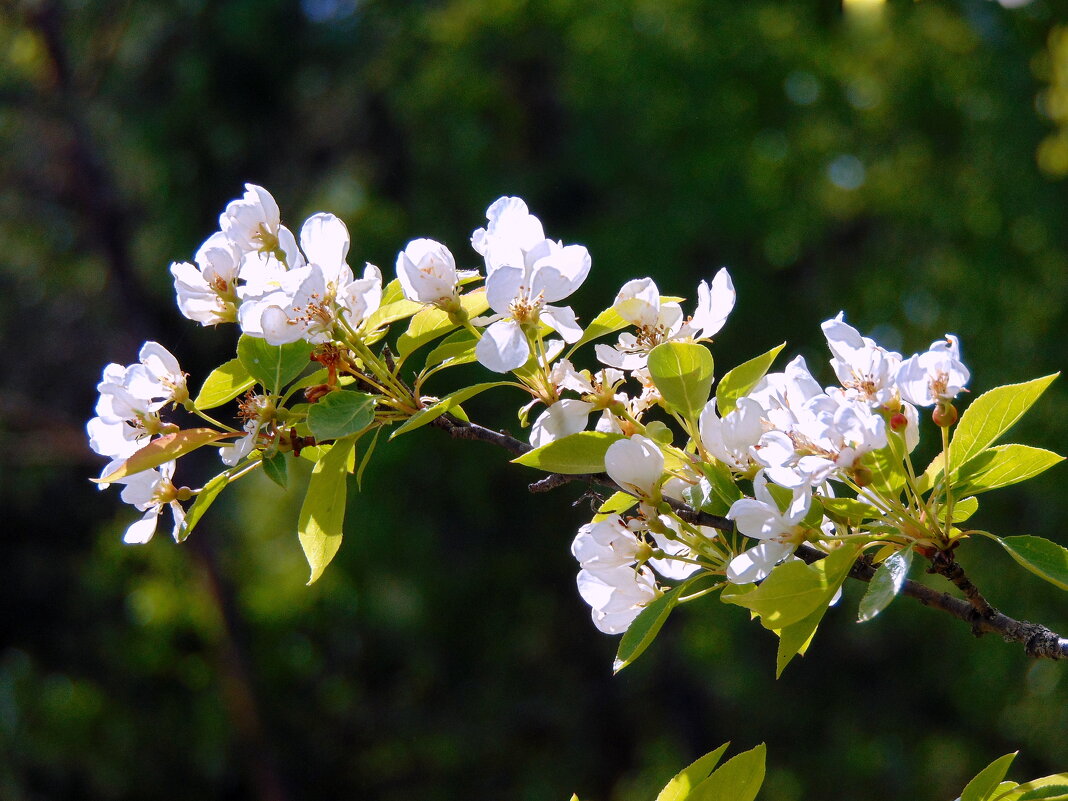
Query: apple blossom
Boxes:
[
  {"xmin": 115, "ymin": 461, "xmax": 185, "ymax": 545},
  {"xmin": 576, "ymin": 565, "xmax": 661, "ymax": 634},
  {"xmin": 470, "ymin": 196, "xmax": 546, "ymax": 274},
  {"xmin": 821, "ymin": 312, "xmax": 902, "ymax": 406},
  {"xmin": 171, "ymin": 232, "xmax": 243, "ymax": 325},
  {"xmin": 396, "ymin": 238, "xmax": 462, "ymax": 308},
  {"xmin": 699, "ymin": 396, "xmax": 765, "ymax": 472},
  {"xmin": 220, "ymin": 183, "xmax": 299, "ymax": 263},
  {"xmin": 726, "ymin": 471, "xmax": 812, "ymax": 583}
]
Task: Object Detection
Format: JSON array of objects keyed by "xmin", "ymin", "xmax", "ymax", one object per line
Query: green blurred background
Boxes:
[{"xmin": 2, "ymin": 0, "xmax": 1068, "ymax": 798}]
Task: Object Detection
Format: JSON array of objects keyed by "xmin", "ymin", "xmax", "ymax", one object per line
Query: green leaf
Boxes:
[
  {"xmin": 995, "ymin": 536, "xmax": 1068, "ymax": 591},
  {"xmin": 935, "ymin": 374, "xmax": 1059, "ymax": 488},
  {"xmin": 298, "ymin": 438, "xmax": 356, "ymax": 585},
  {"xmin": 715, "ymin": 343, "xmax": 786, "ymax": 415},
  {"xmin": 355, "ymin": 427, "xmax": 380, "ymax": 490},
  {"xmin": 424, "ymin": 329, "xmax": 479, "ymax": 370},
  {"xmin": 613, "ymin": 586, "xmax": 683, "ymax": 674},
  {"xmin": 655, "ymin": 743, "xmax": 731, "ymax": 801},
  {"xmin": 689, "ymin": 743, "xmax": 766, "ymax": 801},
  {"xmin": 194, "ymin": 358, "xmax": 255, "ymax": 410},
  {"xmin": 696, "ymin": 461, "xmax": 743, "ymax": 507},
  {"xmin": 1016, "ymin": 788, "xmax": 1068, "ymax": 801},
  {"xmin": 774, "ymin": 598, "xmax": 828, "ymax": 677},
  {"xmin": 512, "ymin": 431, "xmax": 624, "ymax": 474},
  {"xmin": 822, "ymin": 497, "xmax": 881, "ymax": 526},
  {"xmin": 864, "ymin": 442, "xmax": 907, "ymax": 497},
  {"xmin": 237, "ymin": 335, "xmax": 314, "ymax": 393},
  {"xmin": 396, "ymin": 289, "xmax": 488, "ymax": 358},
  {"xmin": 391, "ymin": 381, "xmax": 513, "ymax": 439},
  {"xmin": 176, "ymin": 471, "xmax": 230, "ymax": 542},
  {"xmin": 682, "ymin": 477, "xmax": 730, "ymax": 517},
  {"xmin": 595, "ymin": 490, "xmax": 638, "ymax": 519},
  {"xmin": 360, "ymin": 298, "xmax": 423, "ymax": 333},
  {"xmin": 858, "ymin": 546, "xmax": 913, "ymax": 623},
  {"xmin": 262, "ymin": 453, "xmax": 288, "ymax": 489},
  {"xmin": 723, "ymin": 545, "xmax": 859, "ymax": 629},
  {"xmin": 952, "ymin": 445, "xmax": 1064, "ymax": 497},
  {"xmin": 307, "ymin": 390, "xmax": 376, "ymax": 441},
  {"xmin": 565, "ymin": 306, "xmax": 628, "ymax": 356},
  {"xmin": 94, "ymin": 428, "xmax": 231, "ymax": 483},
  {"xmin": 647, "ymin": 342, "xmax": 715, "ymax": 419},
  {"xmin": 941, "ymin": 496, "xmax": 979, "ymax": 524},
  {"xmin": 961, "ymin": 752, "xmax": 1018, "ymax": 801}
]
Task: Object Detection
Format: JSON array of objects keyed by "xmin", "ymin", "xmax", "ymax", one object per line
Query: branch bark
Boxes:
[{"xmin": 427, "ymin": 411, "xmax": 1068, "ymax": 660}]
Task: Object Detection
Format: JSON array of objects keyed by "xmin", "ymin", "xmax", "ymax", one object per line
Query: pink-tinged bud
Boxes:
[
  {"xmin": 851, "ymin": 465, "xmax": 873, "ymax": 487},
  {"xmin": 933, "ymin": 402, "xmax": 958, "ymax": 428},
  {"xmin": 889, "ymin": 412, "xmax": 908, "ymax": 432}
]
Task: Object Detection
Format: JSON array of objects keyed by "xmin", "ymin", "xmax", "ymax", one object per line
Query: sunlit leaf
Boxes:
[
  {"xmin": 298, "ymin": 438, "xmax": 356, "ymax": 584},
  {"xmin": 715, "ymin": 343, "xmax": 785, "ymax": 415},
  {"xmin": 94, "ymin": 429, "xmax": 231, "ymax": 483},
  {"xmin": 952, "ymin": 445, "xmax": 1064, "ymax": 496},
  {"xmin": 512, "ymin": 431, "xmax": 624, "ymax": 474},
  {"xmin": 995, "ymin": 536, "xmax": 1068, "ymax": 591},
  {"xmin": 688, "ymin": 743, "xmax": 766, "ymax": 801},
  {"xmin": 396, "ymin": 289, "xmax": 487, "ymax": 358},
  {"xmin": 655, "ymin": 743, "xmax": 731, "ymax": 801},
  {"xmin": 391, "ymin": 381, "xmax": 513, "ymax": 439},
  {"xmin": 194, "ymin": 358, "xmax": 255, "ymax": 410},
  {"xmin": 647, "ymin": 342, "xmax": 715, "ymax": 419},
  {"xmin": 961, "ymin": 752, "xmax": 1018, "ymax": 801},
  {"xmin": 566, "ymin": 306, "xmax": 628, "ymax": 356}
]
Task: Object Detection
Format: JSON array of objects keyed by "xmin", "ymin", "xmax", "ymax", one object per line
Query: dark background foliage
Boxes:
[{"xmin": 2, "ymin": 0, "xmax": 1068, "ymax": 799}]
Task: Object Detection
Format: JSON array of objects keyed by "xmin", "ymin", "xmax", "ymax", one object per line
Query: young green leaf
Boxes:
[
  {"xmin": 595, "ymin": 491, "xmax": 638, "ymax": 518},
  {"xmin": 857, "ymin": 546, "xmax": 913, "ymax": 623},
  {"xmin": 176, "ymin": 471, "xmax": 230, "ymax": 542},
  {"xmin": 262, "ymin": 453, "xmax": 288, "ymax": 489},
  {"xmin": 949, "ymin": 374, "xmax": 1059, "ymax": 478},
  {"xmin": 307, "ymin": 390, "xmax": 376, "ymax": 441},
  {"xmin": 654, "ymin": 743, "xmax": 731, "ymax": 801},
  {"xmin": 647, "ymin": 342, "xmax": 715, "ymax": 419},
  {"xmin": 237, "ymin": 335, "xmax": 314, "ymax": 393},
  {"xmin": 355, "ymin": 427, "xmax": 380, "ymax": 490},
  {"xmin": 715, "ymin": 343, "xmax": 785, "ymax": 415},
  {"xmin": 722, "ymin": 545, "xmax": 859, "ymax": 630},
  {"xmin": 613, "ymin": 586, "xmax": 683, "ymax": 674},
  {"xmin": 952, "ymin": 445, "xmax": 1064, "ymax": 497},
  {"xmin": 424, "ymin": 329, "xmax": 478, "ymax": 370},
  {"xmin": 961, "ymin": 752, "xmax": 1018, "ymax": 801},
  {"xmin": 688, "ymin": 743, "xmax": 766, "ymax": 801},
  {"xmin": 390, "ymin": 381, "xmax": 513, "ymax": 439},
  {"xmin": 512, "ymin": 431, "xmax": 624, "ymax": 474},
  {"xmin": 396, "ymin": 289, "xmax": 488, "ymax": 358},
  {"xmin": 94, "ymin": 428, "xmax": 232, "ymax": 484},
  {"xmin": 565, "ymin": 306, "xmax": 628, "ymax": 356},
  {"xmin": 194, "ymin": 358, "xmax": 255, "ymax": 410},
  {"xmin": 995, "ymin": 536, "xmax": 1068, "ymax": 591},
  {"xmin": 774, "ymin": 599, "xmax": 828, "ymax": 677},
  {"xmin": 360, "ymin": 298, "xmax": 423, "ymax": 334},
  {"xmin": 298, "ymin": 438, "xmax": 356, "ymax": 585},
  {"xmin": 1006, "ymin": 775, "xmax": 1068, "ymax": 801}
]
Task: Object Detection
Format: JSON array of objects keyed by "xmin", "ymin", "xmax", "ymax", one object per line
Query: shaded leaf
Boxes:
[
  {"xmin": 858, "ymin": 546, "xmax": 913, "ymax": 623},
  {"xmin": 307, "ymin": 390, "xmax": 376, "ymax": 441},
  {"xmin": 613, "ymin": 586, "xmax": 683, "ymax": 674},
  {"xmin": 262, "ymin": 453, "xmax": 288, "ymax": 489},
  {"xmin": 237, "ymin": 335, "xmax": 313, "ymax": 393},
  {"xmin": 176, "ymin": 471, "xmax": 230, "ymax": 542}
]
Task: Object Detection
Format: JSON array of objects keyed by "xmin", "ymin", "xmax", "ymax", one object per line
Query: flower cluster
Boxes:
[{"xmin": 93, "ymin": 183, "xmax": 1041, "ymax": 652}]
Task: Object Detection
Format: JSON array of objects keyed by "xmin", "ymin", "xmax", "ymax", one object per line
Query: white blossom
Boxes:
[
  {"xmin": 896, "ymin": 335, "xmax": 970, "ymax": 407},
  {"xmin": 699, "ymin": 396, "xmax": 765, "ymax": 472},
  {"xmin": 576, "ymin": 565, "xmax": 660, "ymax": 634},
  {"xmin": 171, "ymin": 232, "xmax": 243, "ymax": 325},
  {"xmin": 726, "ymin": 471, "xmax": 811, "ymax": 583},
  {"xmin": 604, "ymin": 435, "xmax": 664, "ymax": 498},
  {"xmin": 115, "ymin": 461, "xmax": 184, "ymax": 544},
  {"xmin": 821, "ymin": 312, "xmax": 902, "ymax": 406},
  {"xmin": 396, "ymin": 238, "xmax": 461, "ymax": 307}
]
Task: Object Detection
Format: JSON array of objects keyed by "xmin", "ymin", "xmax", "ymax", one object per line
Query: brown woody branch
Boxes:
[{"xmin": 426, "ymin": 411, "xmax": 1068, "ymax": 660}]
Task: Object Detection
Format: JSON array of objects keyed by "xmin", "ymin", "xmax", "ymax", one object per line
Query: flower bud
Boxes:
[
  {"xmin": 932, "ymin": 402, "xmax": 958, "ymax": 428},
  {"xmin": 889, "ymin": 412, "xmax": 908, "ymax": 432},
  {"xmin": 851, "ymin": 465, "xmax": 873, "ymax": 487}
]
